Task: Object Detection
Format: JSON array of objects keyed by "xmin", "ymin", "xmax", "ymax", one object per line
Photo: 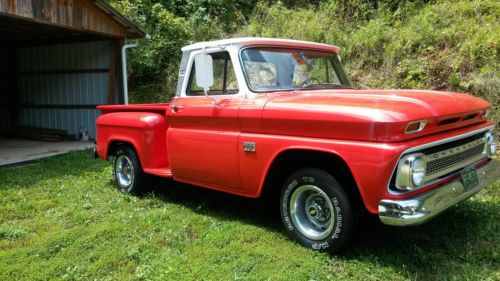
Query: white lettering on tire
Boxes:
[
  {"xmin": 331, "ymin": 196, "xmax": 342, "ymax": 240},
  {"xmin": 302, "ymin": 176, "xmax": 315, "ymax": 183},
  {"xmin": 282, "ymin": 180, "xmax": 298, "ymax": 230},
  {"xmin": 312, "ymin": 242, "xmax": 329, "ymax": 250}
]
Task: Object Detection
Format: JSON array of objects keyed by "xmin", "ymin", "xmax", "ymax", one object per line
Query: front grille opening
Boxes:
[
  {"xmin": 438, "ymin": 117, "xmax": 461, "ymax": 126},
  {"xmin": 425, "ymin": 143, "xmax": 485, "ymax": 175},
  {"xmin": 462, "ymin": 114, "xmax": 478, "ymax": 121},
  {"xmin": 389, "ymin": 131, "xmax": 487, "ymax": 192}
]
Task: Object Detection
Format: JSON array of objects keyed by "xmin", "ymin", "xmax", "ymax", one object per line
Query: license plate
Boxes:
[{"xmin": 461, "ymin": 167, "xmax": 479, "ymax": 191}]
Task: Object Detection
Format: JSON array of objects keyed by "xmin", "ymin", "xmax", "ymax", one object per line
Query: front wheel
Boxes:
[
  {"xmin": 112, "ymin": 146, "xmax": 144, "ymax": 194},
  {"xmin": 280, "ymin": 168, "xmax": 354, "ymax": 253}
]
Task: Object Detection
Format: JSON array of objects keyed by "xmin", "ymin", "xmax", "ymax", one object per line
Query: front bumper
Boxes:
[{"xmin": 379, "ymin": 159, "xmax": 499, "ymax": 226}]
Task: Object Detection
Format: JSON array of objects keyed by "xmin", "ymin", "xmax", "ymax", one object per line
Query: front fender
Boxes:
[{"xmin": 237, "ymin": 133, "xmax": 403, "ymax": 213}]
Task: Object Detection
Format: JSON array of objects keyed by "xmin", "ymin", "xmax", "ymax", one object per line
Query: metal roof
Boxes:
[{"xmin": 0, "ymin": 0, "xmax": 145, "ymax": 42}]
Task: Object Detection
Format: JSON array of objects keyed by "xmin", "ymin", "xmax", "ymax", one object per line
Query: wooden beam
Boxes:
[
  {"xmin": 0, "ymin": 12, "xmax": 124, "ymax": 39},
  {"xmin": 1, "ymin": 0, "xmax": 144, "ymax": 39},
  {"xmin": 11, "ymin": 47, "xmax": 19, "ymax": 126},
  {"xmin": 17, "ymin": 68, "xmax": 109, "ymax": 76},
  {"xmin": 18, "ymin": 104, "xmax": 100, "ymax": 109}
]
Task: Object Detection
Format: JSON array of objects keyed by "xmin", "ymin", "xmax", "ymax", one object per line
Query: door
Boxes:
[{"xmin": 167, "ymin": 51, "xmax": 243, "ymax": 190}]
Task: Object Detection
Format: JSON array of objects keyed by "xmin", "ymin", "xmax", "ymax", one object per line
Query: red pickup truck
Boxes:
[{"xmin": 95, "ymin": 38, "xmax": 499, "ymax": 253}]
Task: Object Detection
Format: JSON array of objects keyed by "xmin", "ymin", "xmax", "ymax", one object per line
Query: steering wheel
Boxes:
[{"xmin": 300, "ymin": 77, "xmax": 321, "ymax": 87}]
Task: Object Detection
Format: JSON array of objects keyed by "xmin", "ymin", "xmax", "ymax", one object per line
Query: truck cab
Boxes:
[{"xmin": 95, "ymin": 38, "xmax": 499, "ymax": 253}]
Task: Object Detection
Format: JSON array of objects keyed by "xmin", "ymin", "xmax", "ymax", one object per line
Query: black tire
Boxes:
[
  {"xmin": 112, "ymin": 146, "xmax": 144, "ymax": 195},
  {"xmin": 280, "ymin": 168, "xmax": 354, "ymax": 253}
]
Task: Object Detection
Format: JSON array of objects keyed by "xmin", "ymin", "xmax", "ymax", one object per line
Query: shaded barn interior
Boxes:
[{"xmin": 0, "ymin": 0, "xmax": 144, "ymax": 140}]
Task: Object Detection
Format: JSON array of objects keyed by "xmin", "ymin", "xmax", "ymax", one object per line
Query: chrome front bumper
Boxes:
[{"xmin": 379, "ymin": 159, "xmax": 499, "ymax": 226}]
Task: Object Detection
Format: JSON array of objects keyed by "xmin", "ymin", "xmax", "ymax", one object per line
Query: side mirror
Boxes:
[{"xmin": 194, "ymin": 53, "xmax": 214, "ymax": 93}]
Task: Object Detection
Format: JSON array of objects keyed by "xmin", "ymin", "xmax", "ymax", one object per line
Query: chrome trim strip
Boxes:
[
  {"xmin": 387, "ymin": 125, "xmax": 495, "ymax": 194},
  {"xmin": 379, "ymin": 159, "xmax": 499, "ymax": 226}
]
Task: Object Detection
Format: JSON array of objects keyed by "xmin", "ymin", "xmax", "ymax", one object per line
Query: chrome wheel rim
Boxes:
[
  {"xmin": 289, "ymin": 185, "xmax": 335, "ymax": 240},
  {"xmin": 115, "ymin": 155, "xmax": 134, "ymax": 190}
]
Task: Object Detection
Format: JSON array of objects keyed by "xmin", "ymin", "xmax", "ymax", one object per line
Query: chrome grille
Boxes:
[
  {"xmin": 423, "ymin": 137, "xmax": 486, "ymax": 180},
  {"xmin": 426, "ymin": 143, "xmax": 485, "ymax": 175},
  {"xmin": 390, "ymin": 128, "xmax": 493, "ymax": 192}
]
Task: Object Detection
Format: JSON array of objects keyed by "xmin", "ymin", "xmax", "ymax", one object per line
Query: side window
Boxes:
[{"xmin": 187, "ymin": 51, "xmax": 239, "ymax": 96}]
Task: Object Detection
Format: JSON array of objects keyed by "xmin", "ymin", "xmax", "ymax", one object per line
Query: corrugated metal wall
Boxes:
[
  {"xmin": 0, "ymin": 48, "xmax": 15, "ymax": 130},
  {"xmin": 16, "ymin": 41, "xmax": 112, "ymax": 139}
]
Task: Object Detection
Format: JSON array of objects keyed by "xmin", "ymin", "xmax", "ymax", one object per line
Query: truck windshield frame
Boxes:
[{"xmin": 240, "ymin": 47, "xmax": 352, "ymax": 93}]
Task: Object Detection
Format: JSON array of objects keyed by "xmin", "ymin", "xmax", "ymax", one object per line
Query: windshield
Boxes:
[{"xmin": 240, "ymin": 47, "xmax": 352, "ymax": 92}]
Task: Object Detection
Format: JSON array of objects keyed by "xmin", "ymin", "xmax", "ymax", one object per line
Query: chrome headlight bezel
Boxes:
[
  {"xmin": 395, "ymin": 153, "xmax": 427, "ymax": 191},
  {"xmin": 485, "ymin": 130, "xmax": 497, "ymax": 156},
  {"xmin": 482, "ymin": 109, "xmax": 490, "ymax": 119}
]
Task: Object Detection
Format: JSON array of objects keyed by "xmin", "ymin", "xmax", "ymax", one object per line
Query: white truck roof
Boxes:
[{"xmin": 181, "ymin": 37, "xmax": 340, "ymax": 53}]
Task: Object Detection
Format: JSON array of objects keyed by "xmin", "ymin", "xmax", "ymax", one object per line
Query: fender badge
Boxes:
[{"xmin": 243, "ymin": 142, "xmax": 256, "ymax": 152}]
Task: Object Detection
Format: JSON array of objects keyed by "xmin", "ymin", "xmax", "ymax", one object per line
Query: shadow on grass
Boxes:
[
  {"xmin": 146, "ymin": 176, "xmax": 499, "ymax": 278},
  {"xmin": 146, "ymin": 177, "xmax": 284, "ymax": 234}
]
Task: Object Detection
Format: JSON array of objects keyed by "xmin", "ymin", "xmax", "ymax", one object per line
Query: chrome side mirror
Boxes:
[
  {"xmin": 194, "ymin": 53, "xmax": 218, "ymax": 104},
  {"xmin": 195, "ymin": 53, "xmax": 214, "ymax": 94}
]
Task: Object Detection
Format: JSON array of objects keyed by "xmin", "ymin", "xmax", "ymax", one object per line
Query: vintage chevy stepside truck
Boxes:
[{"xmin": 95, "ymin": 38, "xmax": 499, "ymax": 253}]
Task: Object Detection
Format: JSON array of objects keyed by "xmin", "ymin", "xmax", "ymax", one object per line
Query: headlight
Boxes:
[
  {"xmin": 395, "ymin": 153, "xmax": 427, "ymax": 191},
  {"xmin": 485, "ymin": 131, "xmax": 497, "ymax": 156},
  {"xmin": 411, "ymin": 157, "xmax": 426, "ymax": 186}
]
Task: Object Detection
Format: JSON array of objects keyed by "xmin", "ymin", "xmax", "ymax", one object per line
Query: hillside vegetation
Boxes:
[{"xmin": 111, "ymin": 0, "xmax": 499, "ymax": 122}]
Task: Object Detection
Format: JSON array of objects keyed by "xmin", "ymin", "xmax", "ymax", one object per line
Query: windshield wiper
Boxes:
[{"xmin": 294, "ymin": 83, "xmax": 351, "ymax": 92}]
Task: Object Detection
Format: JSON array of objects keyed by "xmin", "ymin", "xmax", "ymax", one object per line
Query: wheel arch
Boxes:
[
  {"xmin": 106, "ymin": 139, "xmax": 140, "ymax": 161},
  {"xmin": 259, "ymin": 148, "xmax": 366, "ymax": 211}
]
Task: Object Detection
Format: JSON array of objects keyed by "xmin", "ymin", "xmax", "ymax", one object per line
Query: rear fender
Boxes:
[{"xmin": 96, "ymin": 112, "xmax": 169, "ymax": 171}]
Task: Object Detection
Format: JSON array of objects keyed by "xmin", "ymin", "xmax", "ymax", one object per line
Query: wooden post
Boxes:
[
  {"xmin": 107, "ymin": 40, "xmax": 118, "ymax": 104},
  {"xmin": 11, "ymin": 47, "xmax": 19, "ymax": 127}
]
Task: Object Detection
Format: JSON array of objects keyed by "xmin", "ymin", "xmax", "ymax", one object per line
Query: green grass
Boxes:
[{"xmin": 0, "ymin": 151, "xmax": 498, "ymax": 280}]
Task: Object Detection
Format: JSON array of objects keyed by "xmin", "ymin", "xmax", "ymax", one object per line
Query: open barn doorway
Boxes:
[{"xmin": 0, "ymin": 0, "xmax": 144, "ymax": 165}]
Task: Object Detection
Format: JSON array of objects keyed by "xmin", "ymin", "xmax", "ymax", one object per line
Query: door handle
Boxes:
[{"xmin": 170, "ymin": 105, "xmax": 185, "ymax": 112}]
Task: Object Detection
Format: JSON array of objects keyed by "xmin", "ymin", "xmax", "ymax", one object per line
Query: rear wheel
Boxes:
[
  {"xmin": 280, "ymin": 168, "xmax": 354, "ymax": 253},
  {"xmin": 113, "ymin": 146, "xmax": 144, "ymax": 194}
]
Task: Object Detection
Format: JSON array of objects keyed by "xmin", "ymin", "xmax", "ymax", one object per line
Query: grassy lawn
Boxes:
[{"xmin": 0, "ymin": 151, "xmax": 498, "ymax": 281}]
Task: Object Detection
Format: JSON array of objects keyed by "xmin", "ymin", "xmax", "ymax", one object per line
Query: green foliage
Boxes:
[
  {"xmin": 111, "ymin": 1, "xmax": 190, "ymax": 102},
  {"xmin": 111, "ymin": 0, "xmax": 259, "ymax": 102},
  {"xmin": 111, "ymin": 0, "xmax": 498, "ymax": 122},
  {"xmin": 0, "ymin": 151, "xmax": 499, "ymax": 280},
  {"xmin": 0, "ymin": 226, "xmax": 26, "ymax": 240},
  {"xmin": 244, "ymin": 0, "xmax": 500, "ymax": 122}
]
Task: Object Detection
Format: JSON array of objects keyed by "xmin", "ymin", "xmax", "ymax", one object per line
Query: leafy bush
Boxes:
[
  {"xmin": 243, "ymin": 0, "xmax": 499, "ymax": 122},
  {"xmin": 110, "ymin": 0, "xmax": 499, "ymax": 122},
  {"xmin": 111, "ymin": 0, "xmax": 258, "ymax": 102}
]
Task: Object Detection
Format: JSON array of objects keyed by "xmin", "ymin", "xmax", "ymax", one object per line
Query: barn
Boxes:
[
  {"xmin": 0, "ymin": 0, "xmax": 144, "ymax": 139},
  {"xmin": 0, "ymin": 0, "xmax": 144, "ymax": 165}
]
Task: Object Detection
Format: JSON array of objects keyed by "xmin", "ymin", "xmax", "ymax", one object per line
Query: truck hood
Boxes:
[{"xmin": 260, "ymin": 89, "xmax": 491, "ymax": 142}]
